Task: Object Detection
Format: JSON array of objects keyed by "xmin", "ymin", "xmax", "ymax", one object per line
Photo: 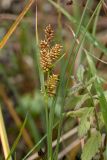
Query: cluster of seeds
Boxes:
[
  {"xmin": 50, "ymin": 44, "xmax": 62, "ymax": 62},
  {"xmin": 40, "ymin": 24, "xmax": 62, "ymax": 96},
  {"xmin": 46, "ymin": 74, "xmax": 59, "ymax": 97},
  {"xmin": 40, "ymin": 40, "xmax": 49, "ymax": 50},
  {"xmin": 44, "ymin": 24, "xmax": 54, "ymax": 42},
  {"xmin": 40, "ymin": 24, "xmax": 62, "ymax": 72},
  {"xmin": 40, "ymin": 49, "xmax": 52, "ymax": 72}
]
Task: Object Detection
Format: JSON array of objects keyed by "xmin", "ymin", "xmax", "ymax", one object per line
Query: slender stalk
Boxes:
[
  {"xmin": 22, "ymin": 121, "xmax": 59, "ymax": 160},
  {"xmin": 0, "ymin": 89, "xmax": 33, "ymax": 148},
  {"xmin": 0, "ymin": 0, "xmax": 35, "ymax": 49},
  {"xmin": 48, "ymin": 98, "xmax": 55, "ymax": 160},
  {"xmin": 57, "ymin": 0, "xmax": 62, "ymax": 29},
  {"xmin": 35, "ymin": 4, "xmax": 49, "ymax": 158},
  {"xmin": 90, "ymin": 2, "xmax": 102, "ymax": 52},
  {"xmin": 44, "ymin": 95, "xmax": 50, "ymax": 159},
  {"xmin": 35, "ymin": 0, "xmax": 39, "ymax": 45},
  {"xmin": 0, "ymin": 106, "xmax": 12, "ymax": 160}
]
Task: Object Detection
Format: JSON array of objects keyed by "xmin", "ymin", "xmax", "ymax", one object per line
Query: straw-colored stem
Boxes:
[
  {"xmin": 57, "ymin": 0, "xmax": 62, "ymax": 29},
  {"xmin": 0, "ymin": 85, "xmax": 33, "ymax": 148},
  {"xmin": 0, "ymin": 106, "xmax": 12, "ymax": 160},
  {"xmin": 0, "ymin": 0, "xmax": 35, "ymax": 49},
  {"xmin": 35, "ymin": 0, "xmax": 39, "ymax": 45},
  {"xmin": 2, "ymin": 94, "xmax": 33, "ymax": 148}
]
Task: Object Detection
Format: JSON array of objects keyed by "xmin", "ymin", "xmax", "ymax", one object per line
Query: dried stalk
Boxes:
[
  {"xmin": 0, "ymin": 106, "xmax": 12, "ymax": 160},
  {"xmin": 0, "ymin": 0, "xmax": 35, "ymax": 49}
]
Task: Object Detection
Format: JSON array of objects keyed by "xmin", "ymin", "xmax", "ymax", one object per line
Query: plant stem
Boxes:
[
  {"xmin": 48, "ymin": 98, "xmax": 56, "ymax": 160},
  {"xmin": 0, "ymin": 106, "xmax": 12, "ymax": 160},
  {"xmin": 44, "ymin": 95, "xmax": 49, "ymax": 159},
  {"xmin": 57, "ymin": 0, "xmax": 62, "ymax": 29},
  {"xmin": 0, "ymin": 0, "xmax": 35, "ymax": 49}
]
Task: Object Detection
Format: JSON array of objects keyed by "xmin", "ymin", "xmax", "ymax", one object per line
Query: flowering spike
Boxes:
[
  {"xmin": 40, "ymin": 49, "xmax": 52, "ymax": 72},
  {"xmin": 46, "ymin": 74, "xmax": 59, "ymax": 96},
  {"xmin": 44, "ymin": 24, "xmax": 54, "ymax": 42},
  {"xmin": 50, "ymin": 44, "xmax": 62, "ymax": 61},
  {"xmin": 40, "ymin": 40, "xmax": 49, "ymax": 50}
]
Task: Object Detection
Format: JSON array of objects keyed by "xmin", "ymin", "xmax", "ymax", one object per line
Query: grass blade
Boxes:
[
  {"xmin": 6, "ymin": 113, "xmax": 28, "ymax": 160},
  {"xmin": 0, "ymin": 0, "xmax": 35, "ymax": 49}
]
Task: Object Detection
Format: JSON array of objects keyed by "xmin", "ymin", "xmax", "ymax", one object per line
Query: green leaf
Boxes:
[
  {"xmin": 104, "ymin": 145, "xmax": 107, "ymax": 160},
  {"xmin": 78, "ymin": 107, "xmax": 94, "ymax": 137},
  {"xmin": 81, "ymin": 131, "xmax": 102, "ymax": 160},
  {"xmin": 66, "ymin": 107, "xmax": 92, "ymax": 118},
  {"xmin": 98, "ymin": 112, "xmax": 104, "ymax": 129},
  {"xmin": 79, "ymin": 121, "xmax": 90, "ymax": 137},
  {"xmin": 6, "ymin": 114, "xmax": 28, "ymax": 160},
  {"xmin": 77, "ymin": 65, "xmax": 85, "ymax": 82}
]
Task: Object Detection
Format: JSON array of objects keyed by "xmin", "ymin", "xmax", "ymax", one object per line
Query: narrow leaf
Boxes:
[{"xmin": 6, "ymin": 114, "xmax": 28, "ymax": 160}]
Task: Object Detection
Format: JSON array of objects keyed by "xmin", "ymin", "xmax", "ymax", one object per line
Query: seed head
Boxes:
[
  {"xmin": 40, "ymin": 40, "xmax": 49, "ymax": 50},
  {"xmin": 46, "ymin": 74, "xmax": 59, "ymax": 96},
  {"xmin": 40, "ymin": 49, "xmax": 52, "ymax": 72},
  {"xmin": 44, "ymin": 24, "xmax": 54, "ymax": 42},
  {"xmin": 50, "ymin": 44, "xmax": 62, "ymax": 61}
]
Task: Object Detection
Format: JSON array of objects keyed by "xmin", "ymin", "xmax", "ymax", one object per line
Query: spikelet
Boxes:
[
  {"xmin": 50, "ymin": 44, "xmax": 62, "ymax": 61},
  {"xmin": 40, "ymin": 49, "xmax": 52, "ymax": 72},
  {"xmin": 46, "ymin": 74, "xmax": 59, "ymax": 96},
  {"xmin": 44, "ymin": 24, "xmax": 54, "ymax": 42},
  {"xmin": 40, "ymin": 40, "xmax": 49, "ymax": 50}
]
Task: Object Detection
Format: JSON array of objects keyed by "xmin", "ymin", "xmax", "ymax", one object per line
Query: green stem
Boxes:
[
  {"xmin": 48, "ymin": 98, "xmax": 56, "ymax": 160},
  {"xmin": 44, "ymin": 95, "xmax": 49, "ymax": 159}
]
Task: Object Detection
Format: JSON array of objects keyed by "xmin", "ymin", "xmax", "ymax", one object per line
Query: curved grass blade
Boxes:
[
  {"xmin": 22, "ymin": 121, "xmax": 59, "ymax": 160},
  {"xmin": 0, "ymin": 106, "xmax": 12, "ymax": 160},
  {"xmin": 6, "ymin": 113, "xmax": 28, "ymax": 160}
]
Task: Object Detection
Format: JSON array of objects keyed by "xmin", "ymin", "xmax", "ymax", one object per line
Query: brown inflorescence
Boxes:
[
  {"xmin": 46, "ymin": 74, "xmax": 59, "ymax": 96},
  {"xmin": 44, "ymin": 24, "xmax": 54, "ymax": 42},
  {"xmin": 40, "ymin": 40, "xmax": 49, "ymax": 50},
  {"xmin": 50, "ymin": 44, "xmax": 62, "ymax": 62},
  {"xmin": 40, "ymin": 49, "xmax": 52, "ymax": 72},
  {"xmin": 40, "ymin": 25, "xmax": 62, "ymax": 96}
]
